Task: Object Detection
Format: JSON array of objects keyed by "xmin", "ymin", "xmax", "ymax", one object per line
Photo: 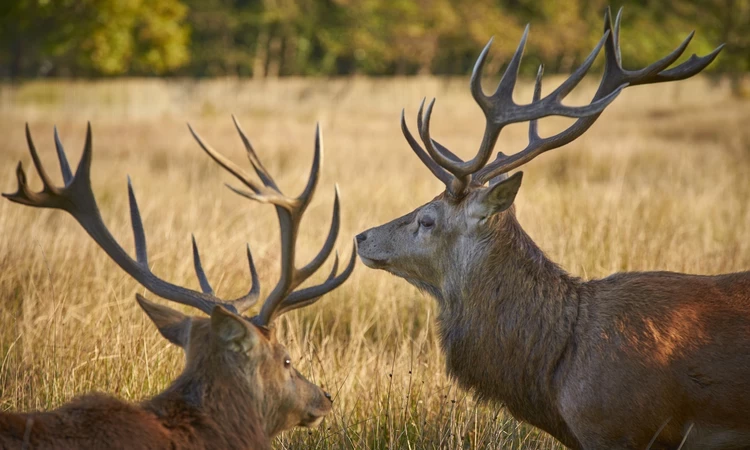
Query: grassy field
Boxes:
[{"xmin": 1, "ymin": 75, "xmax": 749, "ymax": 449}]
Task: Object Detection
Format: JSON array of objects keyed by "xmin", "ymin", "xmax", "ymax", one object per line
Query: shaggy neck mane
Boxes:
[
  {"xmin": 437, "ymin": 208, "xmax": 582, "ymax": 441},
  {"xmin": 145, "ymin": 344, "xmax": 270, "ymax": 449}
]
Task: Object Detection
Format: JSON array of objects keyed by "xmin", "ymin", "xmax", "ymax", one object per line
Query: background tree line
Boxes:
[{"xmin": 1, "ymin": 0, "xmax": 747, "ymax": 83}]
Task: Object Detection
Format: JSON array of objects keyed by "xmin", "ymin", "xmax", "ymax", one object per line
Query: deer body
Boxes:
[
  {"xmin": 3, "ymin": 118, "xmax": 355, "ymax": 448},
  {"xmin": 0, "ymin": 320, "xmax": 271, "ymax": 450},
  {"xmin": 566, "ymin": 271, "xmax": 750, "ymax": 449},
  {"xmin": 356, "ymin": 7, "xmax": 739, "ymax": 449},
  {"xmin": 418, "ymin": 209, "xmax": 750, "ymax": 448}
]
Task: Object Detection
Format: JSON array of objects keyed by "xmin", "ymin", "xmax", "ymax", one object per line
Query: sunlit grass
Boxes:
[{"xmin": 1, "ymin": 75, "xmax": 748, "ymax": 449}]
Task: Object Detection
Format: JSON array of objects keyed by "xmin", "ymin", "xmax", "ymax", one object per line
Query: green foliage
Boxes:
[
  {"xmin": 0, "ymin": 0, "xmax": 189, "ymax": 77},
  {"xmin": 0, "ymin": 0, "xmax": 744, "ymax": 79}
]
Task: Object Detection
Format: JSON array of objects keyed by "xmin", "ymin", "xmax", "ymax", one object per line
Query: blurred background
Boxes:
[{"xmin": 1, "ymin": 0, "xmax": 748, "ymax": 94}]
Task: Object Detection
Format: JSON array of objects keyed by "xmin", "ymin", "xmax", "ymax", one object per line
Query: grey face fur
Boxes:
[{"xmin": 357, "ymin": 172, "xmax": 523, "ymax": 292}]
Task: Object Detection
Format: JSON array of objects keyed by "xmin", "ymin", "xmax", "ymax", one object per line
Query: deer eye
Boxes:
[
  {"xmin": 284, "ymin": 358, "xmax": 291, "ymax": 368},
  {"xmin": 418, "ymin": 216, "xmax": 435, "ymax": 229}
]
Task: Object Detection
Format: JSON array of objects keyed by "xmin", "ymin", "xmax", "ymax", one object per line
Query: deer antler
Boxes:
[
  {"xmin": 3, "ymin": 124, "xmax": 259, "ymax": 315},
  {"xmin": 402, "ymin": 7, "xmax": 724, "ymax": 197},
  {"xmin": 188, "ymin": 117, "xmax": 356, "ymax": 326},
  {"xmin": 4, "ymin": 121, "xmax": 355, "ymax": 326}
]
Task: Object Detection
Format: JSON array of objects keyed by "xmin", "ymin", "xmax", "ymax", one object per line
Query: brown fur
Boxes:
[
  {"xmin": 357, "ymin": 183, "xmax": 750, "ymax": 450},
  {"xmin": 0, "ymin": 299, "xmax": 332, "ymax": 449}
]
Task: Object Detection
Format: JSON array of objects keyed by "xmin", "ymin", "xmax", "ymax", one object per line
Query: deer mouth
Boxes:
[
  {"xmin": 300, "ymin": 413, "xmax": 326, "ymax": 428},
  {"xmin": 299, "ymin": 404, "xmax": 331, "ymax": 428},
  {"xmin": 358, "ymin": 255, "xmax": 389, "ymax": 269}
]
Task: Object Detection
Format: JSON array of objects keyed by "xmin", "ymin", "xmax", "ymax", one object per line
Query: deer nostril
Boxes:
[
  {"xmin": 356, "ymin": 232, "xmax": 367, "ymax": 244},
  {"xmin": 324, "ymin": 391, "xmax": 333, "ymax": 402}
]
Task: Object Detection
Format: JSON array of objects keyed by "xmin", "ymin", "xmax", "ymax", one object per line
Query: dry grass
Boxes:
[{"xmin": 1, "ymin": 75, "xmax": 749, "ymax": 449}]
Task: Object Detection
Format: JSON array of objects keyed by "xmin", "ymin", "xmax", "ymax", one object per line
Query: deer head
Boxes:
[
  {"xmin": 356, "ymin": 8, "xmax": 722, "ymax": 294},
  {"xmin": 3, "ymin": 118, "xmax": 356, "ymax": 438}
]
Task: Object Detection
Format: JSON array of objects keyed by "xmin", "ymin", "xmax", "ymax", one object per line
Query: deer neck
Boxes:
[
  {"xmin": 145, "ymin": 355, "xmax": 270, "ymax": 449},
  {"xmin": 436, "ymin": 211, "xmax": 581, "ymax": 436}
]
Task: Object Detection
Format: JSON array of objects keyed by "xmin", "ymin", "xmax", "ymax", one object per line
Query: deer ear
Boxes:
[
  {"xmin": 473, "ymin": 172, "xmax": 523, "ymax": 220},
  {"xmin": 210, "ymin": 306, "xmax": 259, "ymax": 353},
  {"xmin": 136, "ymin": 294, "xmax": 191, "ymax": 348}
]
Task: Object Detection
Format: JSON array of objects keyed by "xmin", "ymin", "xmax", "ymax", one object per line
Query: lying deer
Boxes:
[
  {"xmin": 356, "ymin": 8, "xmax": 748, "ymax": 450},
  {"xmin": 1, "ymin": 119, "xmax": 355, "ymax": 449}
]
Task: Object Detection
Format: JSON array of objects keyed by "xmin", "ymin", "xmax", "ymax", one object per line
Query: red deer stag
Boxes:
[
  {"xmin": 1, "ymin": 119, "xmax": 355, "ymax": 449},
  {"xmin": 356, "ymin": 8, "xmax": 745, "ymax": 450}
]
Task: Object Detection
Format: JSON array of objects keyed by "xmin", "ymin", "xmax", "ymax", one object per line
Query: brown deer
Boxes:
[
  {"xmin": 356, "ymin": 8, "xmax": 748, "ymax": 450},
  {"xmin": 1, "ymin": 119, "xmax": 356, "ymax": 449}
]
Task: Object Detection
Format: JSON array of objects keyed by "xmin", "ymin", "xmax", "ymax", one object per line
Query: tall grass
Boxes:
[{"xmin": 1, "ymin": 75, "xmax": 748, "ymax": 449}]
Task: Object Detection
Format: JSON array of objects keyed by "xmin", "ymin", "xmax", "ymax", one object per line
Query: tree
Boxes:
[{"xmin": 0, "ymin": 0, "xmax": 189, "ymax": 77}]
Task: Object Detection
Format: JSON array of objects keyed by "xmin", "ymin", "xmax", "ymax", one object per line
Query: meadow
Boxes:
[{"xmin": 1, "ymin": 74, "xmax": 749, "ymax": 449}]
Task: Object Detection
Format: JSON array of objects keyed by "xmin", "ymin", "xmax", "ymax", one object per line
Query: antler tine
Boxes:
[
  {"xmin": 192, "ymin": 235, "xmax": 214, "ymax": 295},
  {"xmin": 528, "ymin": 65, "xmax": 544, "ymax": 142},
  {"xmin": 417, "ymin": 98, "xmax": 473, "ymax": 193},
  {"xmin": 232, "ymin": 115, "xmax": 279, "ymax": 191},
  {"xmin": 25, "ymin": 124, "xmax": 56, "ymax": 194},
  {"xmin": 273, "ymin": 253, "xmax": 339, "ymax": 318},
  {"xmin": 474, "ymin": 7, "xmax": 723, "ymax": 184},
  {"xmin": 188, "ymin": 123, "xmax": 294, "ymax": 209},
  {"xmin": 401, "ymin": 109, "xmax": 454, "ymax": 185},
  {"xmin": 127, "ymin": 176, "xmax": 149, "ymax": 266},
  {"xmin": 605, "ymin": 7, "xmax": 724, "ymax": 87},
  {"xmin": 228, "ymin": 243, "xmax": 262, "ymax": 314},
  {"xmin": 293, "ymin": 185, "xmax": 340, "ymax": 286},
  {"xmin": 469, "ymin": 38, "xmax": 494, "ymax": 111},
  {"xmin": 53, "ymin": 126, "xmax": 73, "ymax": 186},
  {"xmin": 5, "ymin": 124, "xmax": 261, "ymax": 316},
  {"xmin": 189, "ymin": 235, "xmax": 261, "ymax": 310},
  {"xmin": 493, "ymin": 24, "xmax": 529, "ymax": 99},
  {"xmin": 274, "ymin": 241, "xmax": 357, "ymax": 318},
  {"xmin": 545, "ymin": 30, "xmax": 610, "ymax": 102},
  {"xmin": 297, "ymin": 123, "xmax": 323, "ymax": 212}
]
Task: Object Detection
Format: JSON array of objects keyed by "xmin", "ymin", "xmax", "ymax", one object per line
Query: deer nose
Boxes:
[
  {"xmin": 356, "ymin": 232, "xmax": 367, "ymax": 244},
  {"xmin": 324, "ymin": 391, "xmax": 333, "ymax": 402}
]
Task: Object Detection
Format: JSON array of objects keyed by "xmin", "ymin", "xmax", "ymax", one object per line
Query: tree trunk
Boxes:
[
  {"xmin": 10, "ymin": 38, "xmax": 22, "ymax": 79},
  {"xmin": 253, "ymin": 29, "xmax": 269, "ymax": 79},
  {"xmin": 266, "ymin": 35, "xmax": 282, "ymax": 78}
]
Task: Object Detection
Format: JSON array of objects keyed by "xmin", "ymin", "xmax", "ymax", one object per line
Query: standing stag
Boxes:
[
  {"xmin": 356, "ymin": 8, "xmax": 748, "ymax": 450},
  {"xmin": 1, "ymin": 119, "xmax": 355, "ymax": 449}
]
